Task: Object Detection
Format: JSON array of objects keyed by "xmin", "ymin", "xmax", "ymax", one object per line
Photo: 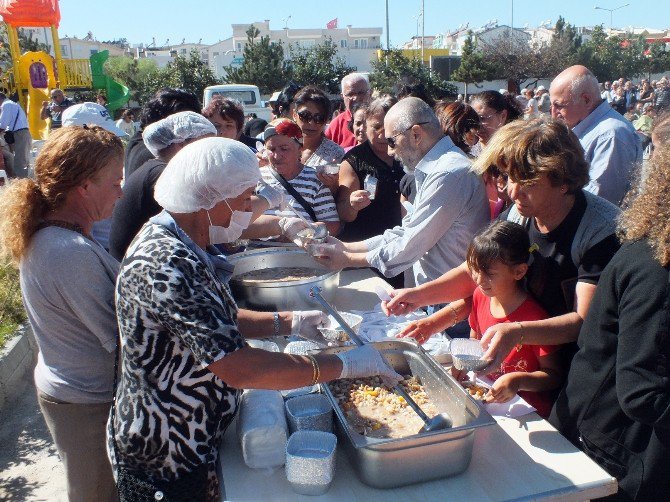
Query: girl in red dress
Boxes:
[{"xmin": 460, "ymin": 220, "xmax": 563, "ymax": 417}]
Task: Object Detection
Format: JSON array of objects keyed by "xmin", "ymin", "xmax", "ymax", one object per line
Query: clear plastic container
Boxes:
[
  {"xmin": 237, "ymin": 389, "xmax": 288, "ymax": 468},
  {"xmin": 364, "ymin": 174, "xmax": 378, "ymax": 200}
]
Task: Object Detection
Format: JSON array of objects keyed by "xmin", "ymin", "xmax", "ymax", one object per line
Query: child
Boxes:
[{"xmin": 462, "ymin": 220, "xmax": 562, "ymax": 417}]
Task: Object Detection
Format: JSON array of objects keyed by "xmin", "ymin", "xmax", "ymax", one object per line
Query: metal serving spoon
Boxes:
[{"xmin": 309, "ymin": 287, "xmax": 452, "ymax": 433}]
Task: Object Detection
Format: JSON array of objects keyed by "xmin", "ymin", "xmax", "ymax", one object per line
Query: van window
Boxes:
[{"xmin": 211, "ymin": 90, "xmax": 256, "ymax": 105}]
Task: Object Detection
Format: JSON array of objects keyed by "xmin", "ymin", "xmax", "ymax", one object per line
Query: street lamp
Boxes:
[{"xmin": 594, "ymin": 4, "xmax": 629, "ymax": 32}]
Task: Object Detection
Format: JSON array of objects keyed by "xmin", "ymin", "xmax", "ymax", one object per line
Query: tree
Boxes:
[
  {"xmin": 223, "ymin": 25, "xmax": 287, "ymax": 94},
  {"xmin": 284, "ymin": 39, "xmax": 356, "ymax": 94},
  {"xmin": 478, "ymin": 31, "xmax": 548, "ymax": 92},
  {"xmin": 575, "ymin": 26, "xmax": 647, "ymax": 80},
  {"xmin": 160, "ymin": 49, "xmax": 221, "ymax": 101},
  {"xmin": 104, "ymin": 55, "xmax": 161, "ymax": 105},
  {"xmin": 451, "ymin": 31, "xmax": 495, "ymax": 98},
  {"xmin": 370, "ymin": 50, "xmax": 457, "ymax": 101}
]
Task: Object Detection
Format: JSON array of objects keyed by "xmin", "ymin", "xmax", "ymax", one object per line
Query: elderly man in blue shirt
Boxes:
[
  {"xmin": 550, "ymin": 65, "xmax": 642, "ymax": 206},
  {"xmin": 311, "ymin": 97, "xmax": 489, "ymax": 290}
]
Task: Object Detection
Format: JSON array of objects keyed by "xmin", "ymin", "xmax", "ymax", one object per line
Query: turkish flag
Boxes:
[{"xmin": 326, "ymin": 18, "xmax": 338, "ymax": 29}]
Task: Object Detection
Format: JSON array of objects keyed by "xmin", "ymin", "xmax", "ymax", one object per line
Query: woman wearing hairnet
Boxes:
[{"xmin": 109, "ymin": 137, "xmax": 401, "ymax": 500}]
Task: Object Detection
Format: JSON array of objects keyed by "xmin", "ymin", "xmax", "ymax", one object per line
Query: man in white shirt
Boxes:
[
  {"xmin": 312, "ymin": 97, "xmax": 489, "ymax": 286},
  {"xmin": 0, "ymin": 93, "xmax": 31, "ymax": 178}
]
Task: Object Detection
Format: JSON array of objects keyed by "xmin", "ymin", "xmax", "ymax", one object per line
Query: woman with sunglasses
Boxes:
[
  {"xmin": 292, "ymin": 86, "xmax": 345, "ymax": 169},
  {"xmin": 470, "ymin": 90, "xmax": 523, "ymax": 218}
]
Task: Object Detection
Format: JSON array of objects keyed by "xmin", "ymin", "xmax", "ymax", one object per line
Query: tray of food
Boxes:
[{"xmin": 319, "ymin": 340, "xmax": 496, "ymax": 489}]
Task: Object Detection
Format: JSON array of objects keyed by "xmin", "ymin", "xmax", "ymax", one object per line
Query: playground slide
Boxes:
[
  {"xmin": 90, "ymin": 50, "xmax": 131, "ymax": 114},
  {"xmin": 18, "ymin": 51, "xmax": 56, "ymax": 140}
]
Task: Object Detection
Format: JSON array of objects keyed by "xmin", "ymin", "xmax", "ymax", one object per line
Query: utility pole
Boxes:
[
  {"xmin": 385, "ymin": 0, "xmax": 390, "ymax": 50},
  {"xmin": 421, "ymin": 0, "xmax": 425, "ymax": 64}
]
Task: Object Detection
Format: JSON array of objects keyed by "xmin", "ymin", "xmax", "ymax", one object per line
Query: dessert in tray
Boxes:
[{"xmin": 328, "ymin": 376, "xmax": 438, "ymax": 439}]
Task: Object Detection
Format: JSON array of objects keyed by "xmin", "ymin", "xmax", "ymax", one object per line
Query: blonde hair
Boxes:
[
  {"xmin": 618, "ymin": 140, "xmax": 670, "ymax": 266},
  {"xmin": 472, "ymin": 118, "xmax": 589, "ymax": 194},
  {"xmin": 0, "ymin": 126, "xmax": 123, "ymax": 265}
]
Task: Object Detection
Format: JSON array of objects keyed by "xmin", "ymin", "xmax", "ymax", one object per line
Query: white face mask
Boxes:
[{"xmin": 207, "ymin": 201, "xmax": 253, "ymax": 244}]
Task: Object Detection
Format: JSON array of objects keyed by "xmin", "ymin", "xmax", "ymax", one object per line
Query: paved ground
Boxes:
[{"xmin": 0, "ymin": 372, "xmax": 66, "ymax": 501}]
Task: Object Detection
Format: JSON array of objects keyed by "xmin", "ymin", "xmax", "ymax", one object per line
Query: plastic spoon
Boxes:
[{"xmin": 309, "ymin": 287, "xmax": 452, "ymax": 433}]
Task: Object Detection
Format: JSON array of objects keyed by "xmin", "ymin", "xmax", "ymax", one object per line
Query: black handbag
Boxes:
[{"xmin": 4, "ymin": 109, "xmax": 18, "ymax": 145}]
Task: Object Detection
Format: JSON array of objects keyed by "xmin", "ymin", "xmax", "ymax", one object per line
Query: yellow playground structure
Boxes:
[{"xmin": 0, "ymin": 0, "xmax": 129, "ymax": 139}]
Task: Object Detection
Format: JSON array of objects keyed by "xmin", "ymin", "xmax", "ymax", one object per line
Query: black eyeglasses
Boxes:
[
  {"xmin": 297, "ymin": 110, "xmax": 326, "ymax": 124},
  {"xmin": 385, "ymin": 122, "xmax": 429, "ymax": 148}
]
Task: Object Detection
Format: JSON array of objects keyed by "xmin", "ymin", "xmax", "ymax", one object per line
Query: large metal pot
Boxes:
[{"xmin": 228, "ymin": 247, "xmax": 340, "ymax": 311}]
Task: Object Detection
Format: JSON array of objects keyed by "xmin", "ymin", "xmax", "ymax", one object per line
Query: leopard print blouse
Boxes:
[{"xmin": 108, "ymin": 216, "xmax": 244, "ymax": 501}]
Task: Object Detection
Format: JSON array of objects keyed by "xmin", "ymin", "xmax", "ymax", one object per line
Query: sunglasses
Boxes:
[
  {"xmin": 385, "ymin": 122, "xmax": 429, "ymax": 148},
  {"xmin": 296, "ymin": 110, "xmax": 326, "ymax": 124}
]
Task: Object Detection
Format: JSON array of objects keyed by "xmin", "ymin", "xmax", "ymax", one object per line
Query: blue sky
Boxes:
[{"xmin": 57, "ymin": 0, "xmax": 667, "ymax": 48}]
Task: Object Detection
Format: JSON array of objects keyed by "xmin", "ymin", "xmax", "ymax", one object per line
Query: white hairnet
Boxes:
[
  {"xmin": 154, "ymin": 137, "xmax": 261, "ymax": 213},
  {"xmin": 142, "ymin": 111, "xmax": 216, "ymax": 157}
]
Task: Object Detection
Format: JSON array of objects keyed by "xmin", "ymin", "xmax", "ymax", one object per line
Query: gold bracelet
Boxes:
[
  {"xmin": 515, "ymin": 322, "xmax": 524, "ymax": 352},
  {"xmin": 447, "ymin": 303, "xmax": 459, "ymax": 327},
  {"xmin": 306, "ymin": 355, "xmax": 320, "ymax": 385}
]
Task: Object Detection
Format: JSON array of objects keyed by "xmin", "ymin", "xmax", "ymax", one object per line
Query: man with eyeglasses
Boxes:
[
  {"xmin": 550, "ymin": 65, "xmax": 641, "ymax": 206},
  {"xmin": 325, "ymin": 73, "xmax": 371, "ymax": 148},
  {"xmin": 313, "ymin": 98, "xmax": 488, "ymax": 315}
]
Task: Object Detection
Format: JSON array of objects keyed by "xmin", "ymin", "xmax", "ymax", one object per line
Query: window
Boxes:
[
  {"xmin": 90, "ymin": 49, "xmax": 98, "ymax": 55},
  {"xmin": 340, "ymin": 39, "xmax": 347, "ymax": 48},
  {"xmin": 236, "ymin": 42, "xmax": 242, "ymax": 50},
  {"xmin": 212, "ymin": 90, "xmax": 256, "ymax": 105},
  {"xmin": 62, "ymin": 46, "xmax": 69, "ymax": 57},
  {"xmin": 213, "ymin": 52, "xmax": 219, "ymax": 57}
]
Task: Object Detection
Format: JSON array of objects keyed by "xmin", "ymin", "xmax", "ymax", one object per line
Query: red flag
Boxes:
[{"xmin": 326, "ymin": 18, "xmax": 338, "ymax": 29}]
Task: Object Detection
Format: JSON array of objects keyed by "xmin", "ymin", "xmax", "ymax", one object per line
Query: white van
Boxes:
[{"xmin": 203, "ymin": 84, "xmax": 272, "ymax": 122}]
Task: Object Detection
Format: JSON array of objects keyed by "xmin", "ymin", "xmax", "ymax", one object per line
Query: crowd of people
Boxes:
[{"xmin": 0, "ymin": 63, "xmax": 669, "ymax": 501}]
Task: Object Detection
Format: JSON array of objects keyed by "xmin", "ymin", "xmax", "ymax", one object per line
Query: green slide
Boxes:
[{"xmin": 90, "ymin": 50, "xmax": 130, "ymax": 114}]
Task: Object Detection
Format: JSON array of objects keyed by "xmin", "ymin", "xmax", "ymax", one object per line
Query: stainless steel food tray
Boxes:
[
  {"xmin": 319, "ymin": 340, "xmax": 496, "ymax": 489},
  {"xmin": 228, "ymin": 247, "xmax": 339, "ymax": 311}
]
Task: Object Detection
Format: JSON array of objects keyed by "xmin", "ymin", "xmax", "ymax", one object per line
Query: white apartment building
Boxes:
[
  {"xmin": 207, "ymin": 20, "xmax": 383, "ymax": 79},
  {"xmin": 18, "ymin": 28, "xmax": 127, "ymax": 59}
]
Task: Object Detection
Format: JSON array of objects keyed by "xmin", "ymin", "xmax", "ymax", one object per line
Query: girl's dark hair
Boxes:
[
  {"xmin": 202, "ymin": 96, "xmax": 245, "ymax": 132},
  {"xmin": 293, "ymin": 85, "xmax": 332, "ymax": 119},
  {"xmin": 466, "ymin": 220, "xmax": 530, "ymax": 275},
  {"xmin": 471, "ymin": 90, "xmax": 522, "ymax": 122},
  {"xmin": 434, "ymin": 100, "xmax": 480, "ymax": 154}
]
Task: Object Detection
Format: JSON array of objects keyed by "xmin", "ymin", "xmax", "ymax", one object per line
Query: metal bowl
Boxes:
[
  {"xmin": 450, "ymin": 338, "xmax": 488, "ymax": 372},
  {"xmin": 317, "ymin": 312, "xmax": 363, "ymax": 344},
  {"xmin": 228, "ymin": 247, "xmax": 340, "ymax": 311}
]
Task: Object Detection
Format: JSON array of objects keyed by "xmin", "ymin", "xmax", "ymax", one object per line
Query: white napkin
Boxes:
[
  {"xmin": 350, "ymin": 305, "xmax": 427, "ymax": 343},
  {"xmin": 475, "ymin": 375, "xmax": 537, "ymax": 419}
]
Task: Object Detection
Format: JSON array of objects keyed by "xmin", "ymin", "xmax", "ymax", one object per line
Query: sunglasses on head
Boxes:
[{"xmin": 297, "ymin": 110, "xmax": 326, "ymax": 124}]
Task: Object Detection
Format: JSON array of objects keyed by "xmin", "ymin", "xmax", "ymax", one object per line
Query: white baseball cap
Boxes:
[{"xmin": 62, "ymin": 102, "xmax": 128, "ymax": 137}]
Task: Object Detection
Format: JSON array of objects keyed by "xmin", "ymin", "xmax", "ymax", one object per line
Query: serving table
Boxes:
[{"xmin": 220, "ymin": 268, "xmax": 617, "ymax": 501}]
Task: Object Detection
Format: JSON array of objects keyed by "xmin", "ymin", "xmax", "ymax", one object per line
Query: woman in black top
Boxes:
[
  {"xmin": 338, "ymin": 95, "xmax": 405, "ymax": 242},
  {"xmin": 551, "ymin": 142, "xmax": 670, "ymax": 501}
]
